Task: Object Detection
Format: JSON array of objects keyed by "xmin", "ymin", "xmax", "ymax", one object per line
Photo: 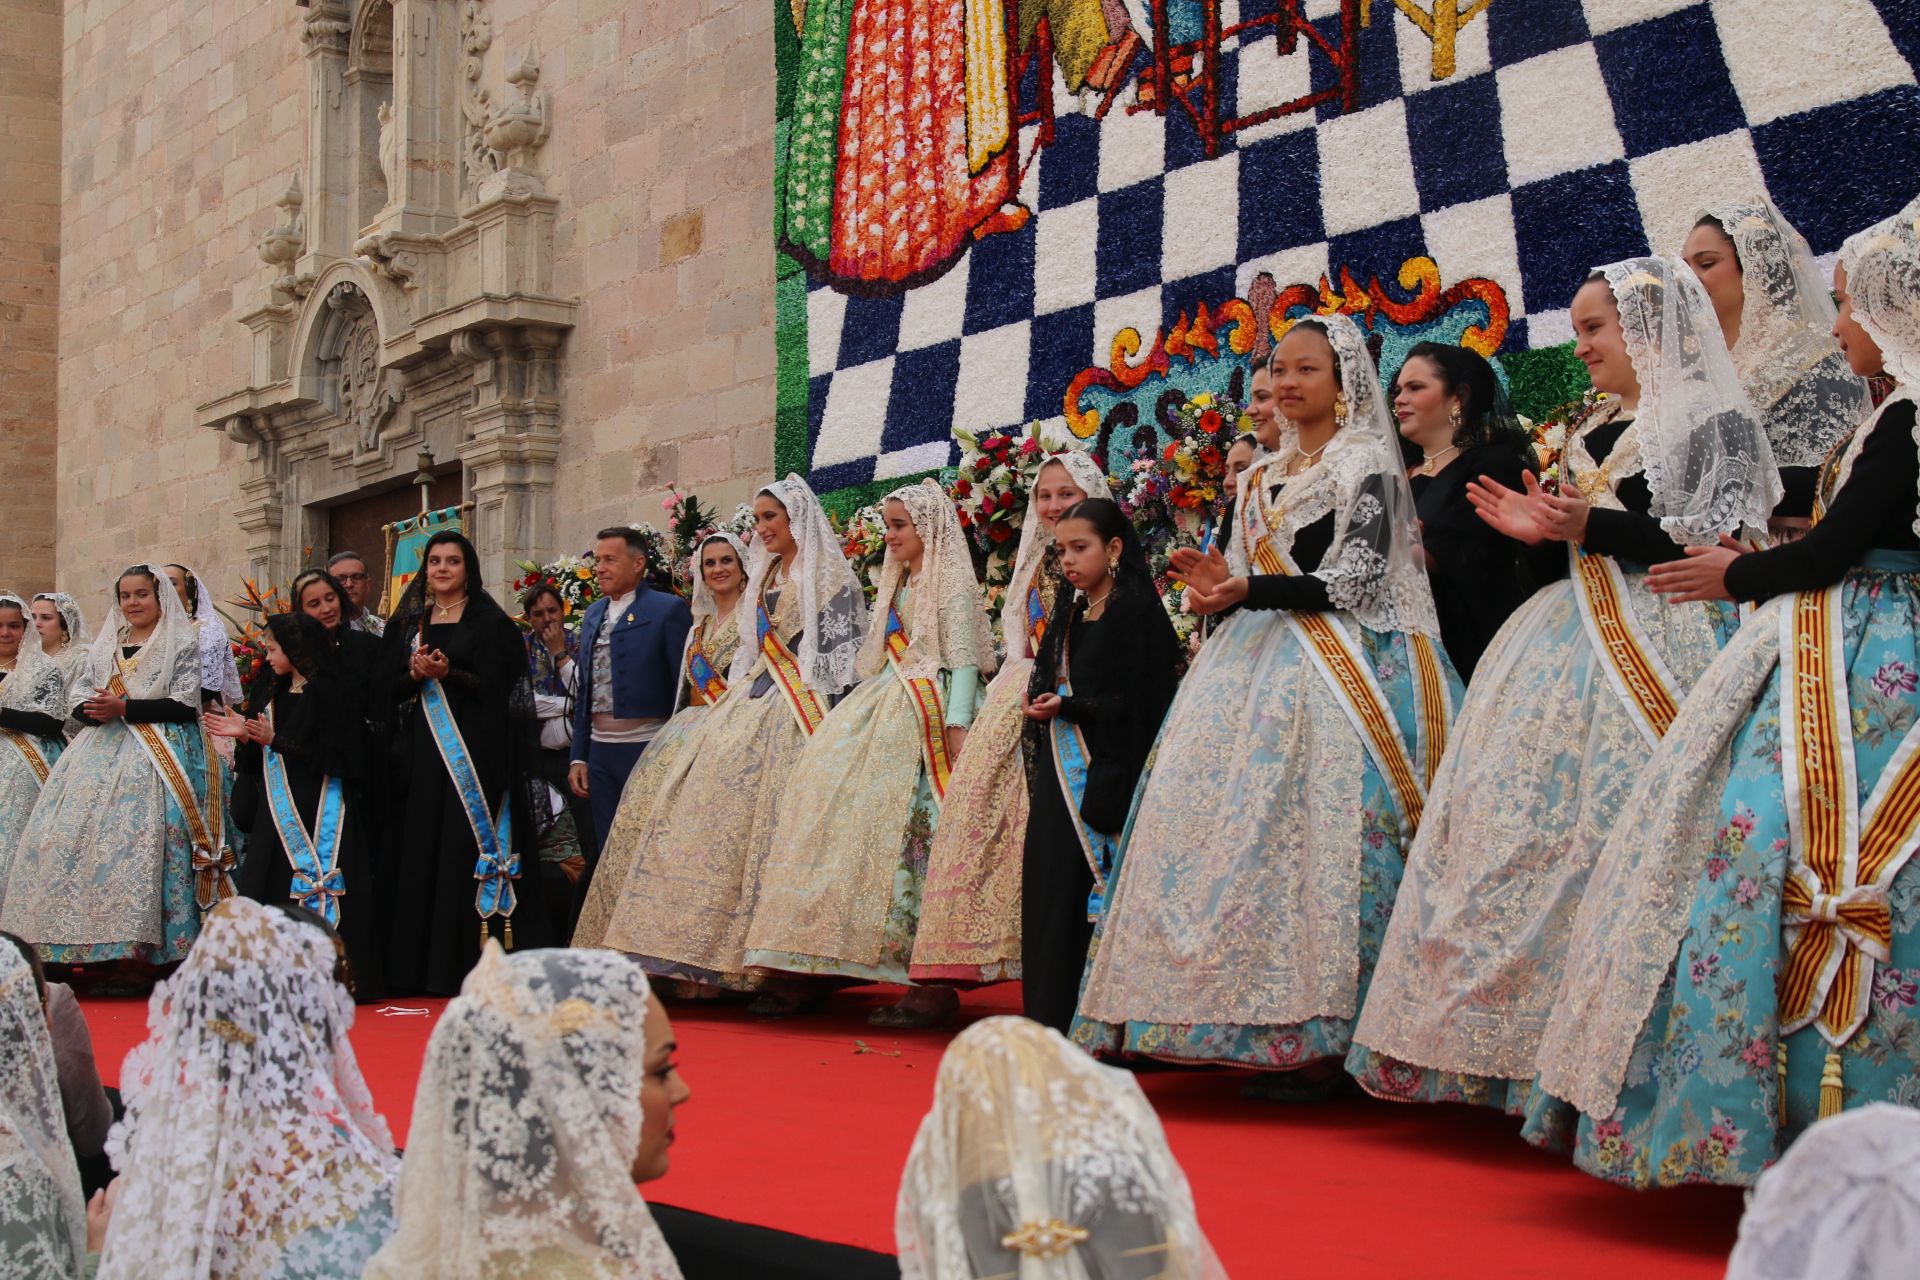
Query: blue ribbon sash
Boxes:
[
  {"xmin": 419, "ymin": 676, "xmax": 518, "ymax": 928},
  {"xmin": 263, "ymin": 743, "xmax": 347, "ymax": 925},
  {"xmin": 1048, "ymin": 680, "xmax": 1118, "ymax": 921}
]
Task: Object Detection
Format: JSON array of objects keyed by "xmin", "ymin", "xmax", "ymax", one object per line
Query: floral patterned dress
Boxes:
[{"xmin": 1522, "ymin": 556, "xmax": 1920, "ymax": 1186}]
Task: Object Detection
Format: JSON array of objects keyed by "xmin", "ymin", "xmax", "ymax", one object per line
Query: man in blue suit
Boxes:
[{"xmin": 569, "ymin": 527, "xmax": 693, "ymax": 864}]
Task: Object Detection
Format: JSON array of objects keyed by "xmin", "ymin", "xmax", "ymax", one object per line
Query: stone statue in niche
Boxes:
[
  {"xmin": 339, "ymin": 318, "xmax": 401, "ymax": 453},
  {"xmin": 377, "ymin": 100, "xmax": 398, "ymax": 210}
]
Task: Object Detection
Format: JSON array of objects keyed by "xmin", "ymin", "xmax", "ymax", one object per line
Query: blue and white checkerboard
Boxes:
[{"xmin": 779, "ymin": 0, "xmax": 1920, "ymax": 495}]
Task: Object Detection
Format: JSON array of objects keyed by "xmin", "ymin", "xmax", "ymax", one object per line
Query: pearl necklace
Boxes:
[
  {"xmin": 433, "ymin": 595, "xmax": 467, "ymax": 620},
  {"xmin": 1415, "ymin": 443, "xmax": 1462, "ymax": 476}
]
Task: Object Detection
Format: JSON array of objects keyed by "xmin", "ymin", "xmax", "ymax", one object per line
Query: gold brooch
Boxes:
[
  {"xmin": 207, "ymin": 1018, "xmax": 256, "ymax": 1047},
  {"xmin": 1001, "ymin": 1219, "xmax": 1089, "ymax": 1259},
  {"xmin": 549, "ymin": 997, "xmax": 602, "ymax": 1036}
]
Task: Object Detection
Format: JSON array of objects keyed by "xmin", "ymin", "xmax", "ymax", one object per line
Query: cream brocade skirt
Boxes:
[
  {"xmin": 1351, "ymin": 572, "xmax": 1735, "ymax": 1095},
  {"xmin": 591, "ymin": 684, "xmax": 807, "ymax": 981},
  {"xmin": 571, "ymin": 703, "xmax": 715, "ymax": 950},
  {"xmin": 907, "ymin": 657, "xmax": 1031, "ymax": 983},
  {"xmin": 746, "ymin": 667, "xmax": 940, "ymax": 982}
]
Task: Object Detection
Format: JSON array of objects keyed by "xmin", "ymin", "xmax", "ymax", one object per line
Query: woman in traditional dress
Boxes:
[
  {"xmin": 747, "ymin": 479, "xmax": 997, "ymax": 1028},
  {"xmin": 162, "ymin": 564, "xmax": 244, "ymax": 710},
  {"xmin": 29, "ymin": 592, "xmax": 86, "ymax": 695},
  {"xmin": 909, "ymin": 452, "xmax": 1112, "ymax": 989},
  {"xmin": 1528, "ymin": 203, "xmax": 1920, "ymax": 1187},
  {"xmin": 0, "ymin": 938, "xmax": 87, "ymax": 1278},
  {"xmin": 897, "ymin": 1016, "xmax": 1225, "ymax": 1280},
  {"xmin": 1070, "ymin": 313, "xmax": 1460, "ymax": 1087},
  {"xmin": 95, "ymin": 897, "xmax": 398, "ymax": 1278},
  {"xmin": 575, "ymin": 532, "xmax": 750, "ymax": 951},
  {"xmin": 379, "ymin": 531, "xmax": 551, "ymax": 997},
  {"xmin": 1348, "ymin": 257, "xmax": 1781, "ymax": 1110},
  {"xmin": 0, "ymin": 566, "xmax": 227, "ymax": 968},
  {"xmin": 212, "ymin": 611, "xmax": 383, "ymax": 1000},
  {"xmin": 365, "ymin": 945, "xmax": 688, "ymax": 1279},
  {"xmin": 1391, "ymin": 342, "xmax": 1542, "ymax": 680},
  {"xmin": 1019, "ymin": 499, "xmax": 1181, "ymax": 1032},
  {"xmin": 0, "ymin": 597, "xmax": 78, "ymax": 917},
  {"xmin": 1682, "ymin": 199, "xmax": 1871, "ymax": 538},
  {"xmin": 592, "ymin": 477, "xmax": 867, "ymax": 1000}
]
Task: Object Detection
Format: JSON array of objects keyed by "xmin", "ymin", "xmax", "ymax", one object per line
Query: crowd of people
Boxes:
[{"xmin": 2, "ymin": 192, "xmax": 1919, "ymax": 1274}]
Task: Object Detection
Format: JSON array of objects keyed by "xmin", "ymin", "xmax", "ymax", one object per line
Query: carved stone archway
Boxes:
[{"xmin": 198, "ymin": 0, "xmax": 574, "ymax": 597}]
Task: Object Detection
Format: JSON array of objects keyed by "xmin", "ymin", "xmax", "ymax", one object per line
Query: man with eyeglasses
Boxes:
[{"xmin": 325, "ymin": 551, "xmax": 386, "ymax": 637}]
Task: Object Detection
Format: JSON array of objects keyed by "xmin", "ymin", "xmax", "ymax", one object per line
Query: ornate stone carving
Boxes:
[
  {"xmin": 460, "ymin": 0, "xmax": 496, "ymax": 191},
  {"xmin": 300, "ymin": 1, "xmax": 352, "ymax": 57},
  {"xmin": 484, "ymin": 53, "xmax": 548, "ymax": 171},
  {"xmin": 376, "ymin": 100, "xmax": 398, "ymax": 212},
  {"xmin": 257, "ymin": 175, "xmax": 313, "ymax": 298},
  {"xmin": 338, "ymin": 315, "xmax": 402, "ymax": 452},
  {"xmin": 352, "ymin": 230, "xmax": 423, "ymax": 289}
]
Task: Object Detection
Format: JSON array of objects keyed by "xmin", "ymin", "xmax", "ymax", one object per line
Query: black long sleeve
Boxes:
[
  {"xmin": 0, "ymin": 707, "xmax": 65, "ymax": 739},
  {"xmin": 1241, "ymin": 571, "xmax": 1334, "ymax": 612},
  {"xmin": 73, "ymin": 696, "xmax": 198, "ymax": 726},
  {"xmin": 1725, "ymin": 400, "xmax": 1920, "ymax": 602}
]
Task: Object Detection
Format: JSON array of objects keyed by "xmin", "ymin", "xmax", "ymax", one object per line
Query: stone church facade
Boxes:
[{"xmin": 7, "ymin": 0, "xmax": 776, "ymax": 602}]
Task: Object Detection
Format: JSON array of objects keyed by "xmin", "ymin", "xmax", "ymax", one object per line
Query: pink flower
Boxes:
[
  {"xmin": 1705, "ymin": 856, "xmax": 1730, "ymax": 881},
  {"xmin": 1873, "ymin": 660, "xmax": 1918, "ymax": 697},
  {"xmin": 661, "ymin": 496, "xmax": 676, "ymax": 511},
  {"xmin": 1738, "ymin": 1037, "xmax": 1771, "ymax": 1071}
]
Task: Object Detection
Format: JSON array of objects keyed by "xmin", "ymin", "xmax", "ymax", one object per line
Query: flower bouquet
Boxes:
[
  {"xmin": 836, "ymin": 504, "xmax": 888, "ymax": 601},
  {"xmin": 662, "ymin": 484, "xmax": 728, "ymax": 593},
  {"xmin": 223, "ymin": 578, "xmax": 287, "ymax": 692},
  {"xmin": 950, "ymin": 421, "xmax": 1070, "ymax": 592},
  {"xmin": 511, "ymin": 556, "xmax": 601, "ymax": 624},
  {"xmin": 1531, "ymin": 389, "xmax": 1610, "ymax": 494},
  {"xmin": 1113, "ymin": 394, "xmax": 1241, "ymax": 546}
]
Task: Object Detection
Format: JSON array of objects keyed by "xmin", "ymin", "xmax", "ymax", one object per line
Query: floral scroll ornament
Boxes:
[{"xmin": 459, "ymin": 0, "xmax": 495, "ymax": 190}]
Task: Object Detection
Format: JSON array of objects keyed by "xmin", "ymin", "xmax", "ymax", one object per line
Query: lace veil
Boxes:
[
  {"xmin": 897, "ymin": 1016, "xmax": 1224, "ymax": 1280},
  {"xmin": 0, "ymin": 593, "xmax": 70, "ymax": 719},
  {"xmin": 1692, "ymin": 201, "xmax": 1870, "ymax": 468},
  {"xmin": 1245, "ymin": 313, "xmax": 1439, "ymax": 635},
  {"xmin": 689, "ymin": 532, "xmax": 750, "ymax": 630},
  {"xmin": 858, "ymin": 479, "xmax": 998, "ymax": 683},
  {"xmin": 84, "ymin": 563, "xmax": 202, "ymax": 707},
  {"xmin": 96, "ymin": 897, "xmax": 399, "ymax": 1280},
  {"xmin": 1724, "ymin": 1103, "xmax": 1920, "ymax": 1280},
  {"xmin": 29, "ymin": 592, "xmax": 85, "ymax": 656},
  {"xmin": 1600, "ymin": 257, "xmax": 1782, "ymax": 544},
  {"xmin": 365, "ymin": 943, "xmax": 683, "ymax": 1280},
  {"xmin": 0, "ymin": 941, "xmax": 86, "ymax": 1279},
  {"xmin": 727, "ymin": 474, "xmax": 868, "ymax": 694},
  {"xmin": 1838, "ymin": 198, "xmax": 1920, "ymax": 532},
  {"xmin": 1002, "ymin": 451, "xmax": 1113, "ymax": 663},
  {"xmin": 174, "ymin": 566, "xmax": 244, "ymax": 705}
]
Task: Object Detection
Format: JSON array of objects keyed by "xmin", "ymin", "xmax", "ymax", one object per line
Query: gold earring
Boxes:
[
  {"xmin": 1333, "ymin": 391, "xmax": 1349, "ymax": 428},
  {"xmin": 1447, "ymin": 401, "xmax": 1463, "ymax": 436},
  {"xmin": 1107, "ymin": 554, "xmax": 1120, "ymax": 575}
]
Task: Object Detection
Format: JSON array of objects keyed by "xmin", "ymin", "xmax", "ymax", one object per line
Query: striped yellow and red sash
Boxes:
[
  {"xmin": 757, "ymin": 598, "xmax": 827, "ymax": 736},
  {"xmin": 1247, "ymin": 532, "xmax": 1448, "ymax": 834},
  {"xmin": 683, "ymin": 626, "xmax": 728, "ymax": 707},
  {"xmin": 1778, "ymin": 586, "xmax": 1920, "ymax": 1048},
  {"xmin": 107, "ymin": 667, "xmax": 234, "ymax": 911},
  {"xmin": 1569, "ymin": 547, "xmax": 1680, "ymax": 748},
  {"xmin": 0, "ymin": 729, "xmax": 50, "ymax": 784},
  {"xmin": 883, "ymin": 605, "xmax": 954, "ymax": 801}
]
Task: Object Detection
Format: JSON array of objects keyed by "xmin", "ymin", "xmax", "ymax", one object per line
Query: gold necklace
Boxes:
[{"xmin": 1416, "ymin": 443, "xmax": 1462, "ymax": 476}]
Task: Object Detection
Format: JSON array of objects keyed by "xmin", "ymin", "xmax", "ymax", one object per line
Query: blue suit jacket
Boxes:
[{"xmin": 569, "ymin": 585, "xmax": 693, "ymax": 765}]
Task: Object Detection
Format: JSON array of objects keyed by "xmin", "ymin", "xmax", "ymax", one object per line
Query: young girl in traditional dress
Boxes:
[
  {"xmin": 1350, "ymin": 258, "xmax": 1781, "ymax": 1110},
  {"xmin": 574, "ymin": 532, "xmax": 751, "ymax": 950},
  {"xmin": 212, "ymin": 611, "xmax": 384, "ymax": 1000},
  {"xmin": 592, "ymin": 477, "xmax": 867, "ymax": 1000},
  {"xmin": 0, "ymin": 566, "xmax": 226, "ymax": 968},
  {"xmin": 1530, "ymin": 201, "xmax": 1920, "ymax": 1187},
  {"xmin": 0, "ymin": 596, "xmax": 72, "ymax": 910},
  {"xmin": 746, "ymin": 479, "xmax": 997, "ymax": 1028},
  {"xmin": 28, "ymin": 592, "xmax": 86, "ymax": 703},
  {"xmin": 1070, "ymin": 313, "xmax": 1460, "ymax": 1089},
  {"xmin": 1019, "ymin": 499, "xmax": 1181, "ymax": 1031},
  {"xmin": 909, "ymin": 452, "xmax": 1111, "ymax": 988}
]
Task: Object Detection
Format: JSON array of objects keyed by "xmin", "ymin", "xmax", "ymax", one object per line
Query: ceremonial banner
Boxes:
[{"xmin": 383, "ymin": 506, "xmax": 465, "ymax": 614}]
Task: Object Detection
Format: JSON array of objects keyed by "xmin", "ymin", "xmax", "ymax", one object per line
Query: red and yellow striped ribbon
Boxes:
[
  {"xmin": 107, "ymin": 669, "xmax": 234, "ymax": 911},
  {"xmin": 0, "ymin": 728, "xmax": 50, "ymax": 784},
  {"xmin": 1573, "ymin": 550, "xmax": 1678, "ymax": 742},
  {"xmin": 884, "ymin": 609, "xmax": 953, "ymax": 801}
]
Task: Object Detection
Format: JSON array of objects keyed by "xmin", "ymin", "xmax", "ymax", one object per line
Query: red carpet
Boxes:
[{"xmin": 80, "ymin": 983, "xmax": 1742, "ymax": 1278}]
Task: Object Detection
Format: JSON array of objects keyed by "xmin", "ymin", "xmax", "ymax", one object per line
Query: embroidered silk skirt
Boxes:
[
  {"xmin": 1526, "ymin": 553, "xmax": 1920, "ymax": 1187},
  {"xmin": 0, "ymin": 734, "xmax": 62, "ymax": 917},
  {"xmin": 1071, "ymin": 607, "xmax": 1460, "ymax": 1069},
  {"xmin": 1350, "ymin": 572, "xmax": 1736, "ymax": 1107}
]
